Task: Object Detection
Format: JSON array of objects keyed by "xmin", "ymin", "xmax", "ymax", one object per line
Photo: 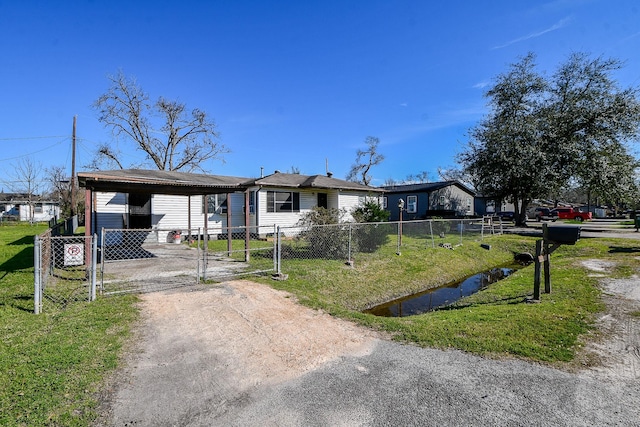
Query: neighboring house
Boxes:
[
  {"xmin": 0, "ymin": 192, "xmax": 60, "ymax": 222},
  {"xmin": 77, "ymin": 169, "xmax": 384, "ymax": 239},
  {"xmin": 474, "ymin": 195, "xmax": 516, "ymax": 217},
  {"xmin": 380, "ymin": 181, "xmax": 475, "ymax": 221}
]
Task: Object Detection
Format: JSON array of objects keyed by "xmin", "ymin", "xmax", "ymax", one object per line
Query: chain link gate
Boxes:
[
  {"xmin": 100, "ymin": 226, "xmax": 277, "ymax": 295},
  {"xmin": 200, "ymin": 225, "xmax": 278, "ymax": 282},
  {"xmin": 34, "ymin": 232, "xmax": 97, "ymax": 314}
]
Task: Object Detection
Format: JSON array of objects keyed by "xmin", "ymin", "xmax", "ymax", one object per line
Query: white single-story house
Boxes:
[
  {"xmin": 77, "ymin": 169, "xmax": 384, "ymax": 240},
  {"xmin": 0, "ymin": 193, "xmax": 60, "ymax": 222}
]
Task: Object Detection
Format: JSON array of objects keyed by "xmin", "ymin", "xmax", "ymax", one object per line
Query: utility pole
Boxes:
[{"xmin": 70, "ymin": 115, "xmax": 77, "ymax": 216}]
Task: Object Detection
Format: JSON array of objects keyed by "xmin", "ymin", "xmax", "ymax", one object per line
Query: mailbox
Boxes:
[{"xmin": 543, "ymin": 225, "xmax": 581, "ymax": 245}]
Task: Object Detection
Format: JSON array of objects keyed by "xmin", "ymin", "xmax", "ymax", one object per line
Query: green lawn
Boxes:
[{"xmin": 0, "ymin": 223, "xmax": 139, "ymax": 426}]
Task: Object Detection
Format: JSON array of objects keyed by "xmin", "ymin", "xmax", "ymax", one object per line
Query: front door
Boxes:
[
  {"xmin": 317, "ymin": 193, "xmax": 328, "ymax": 209},
  {"xmin": 128, "ymin": 193, "xmax": 152, "ymax": 229}
]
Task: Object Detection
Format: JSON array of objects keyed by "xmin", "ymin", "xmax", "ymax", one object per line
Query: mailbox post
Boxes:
[{"xmin": 532, "ymin": 223, "xmax": 581, "ymax": 302}]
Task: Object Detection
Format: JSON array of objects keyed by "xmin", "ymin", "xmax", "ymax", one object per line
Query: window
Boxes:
[
  {"xmin": 407, "ymin": 195, "xmax": 417, "ymax": 214},
  {"xmin": 382, "ymin": 197, "xmax": 388, "ymax": 209},
  {"xmin": 267, "ymin": 191, "xmax": 300, "ymax": 212},
  {"xmin": 439, "ymin": 195, "xmax": 445, "ymax": 205},
  {"xmin": 248, "ymin": 191, "xmax": 255, "ymax": 214},
  {"xmin": 203, "ymin": 194, "xmax": 227, "ymax": 214},
  {"xmin": 34, "ymin": 203, "xmax": 43, "ymax": 213}
]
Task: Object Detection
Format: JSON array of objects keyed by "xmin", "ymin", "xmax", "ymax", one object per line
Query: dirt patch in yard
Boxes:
[
  {"xmin": 143, "ymin": 280, "xmax": 380, "ymax": 387},
  {"xmin": 573, "ymin": 260, "xmax": 640, "ymax": 380}
]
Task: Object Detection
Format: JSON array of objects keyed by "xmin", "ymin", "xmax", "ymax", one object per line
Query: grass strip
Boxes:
[{"xmin": 0, "ymin": 224, "xmax": 139, "ymax": 426}]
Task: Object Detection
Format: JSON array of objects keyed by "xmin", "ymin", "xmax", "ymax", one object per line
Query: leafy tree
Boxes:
[
  {"xmin": 459, "ymin": 53, "xmax": 548, "ymax": 225},
  {"xmin": 578, "ymin": 142, "xmax": 639, "ymax": 209},
  {"xmin": 544, "ymin": 53, "xmax": 640, "ymax": 203},
  {"xmin": 92, "ymin": 70, "xmax": 227, "ymax": 172},
  {"xmin": 346, "ymin": 136, "xmax": 384, "ymax": 186},
  {"xmin": 459, "ymin": 53, "xmax": 640, "ymax": 226}
]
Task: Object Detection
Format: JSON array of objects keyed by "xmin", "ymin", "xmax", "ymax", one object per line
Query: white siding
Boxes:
[
  {"xmin": 95, "ymin": 192, "xmax": 127, "ymax": 230},
  {"xmin": 337, "ymin": 192, "xmax": 366, "ymax": 221},
  {"xmin": 153, "ymin": 193, "xmax": 251, "ymax": 234},
  {"xmin": 92, "ymin": 187, "xmax": 379, "ymax": 236}
]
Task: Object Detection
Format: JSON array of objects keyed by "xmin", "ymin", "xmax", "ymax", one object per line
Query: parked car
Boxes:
[
  {"xmin": 496, "ymin": 211, "xmax": 515, "ymax": 221},
  {"xmin": 533, "ymin": 207, "xmax": 557, "ymax": 222},
  {"xmin": 550, "ymin": 207, "xmax": 592, "ymax": 222}
]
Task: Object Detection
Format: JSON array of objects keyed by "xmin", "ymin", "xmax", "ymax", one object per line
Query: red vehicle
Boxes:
[{"xmin": 550, "ymin": 207, "xmax": 592, "ymax": 222}]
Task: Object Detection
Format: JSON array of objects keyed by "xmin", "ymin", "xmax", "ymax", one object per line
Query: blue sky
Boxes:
[{"xmin": 1, "ymin": 0, "xmax": 639, "ymax": 191}]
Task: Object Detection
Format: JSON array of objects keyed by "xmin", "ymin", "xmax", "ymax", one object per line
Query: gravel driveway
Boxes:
[{"xmin": 95, "ymin": 265, "xmax": 640, "ymax": 427}]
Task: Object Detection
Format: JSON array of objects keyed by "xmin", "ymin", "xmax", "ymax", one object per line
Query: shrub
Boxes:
[{"xmin": 351, "ymin": 199, "xmax": 391, "ymax": 252}]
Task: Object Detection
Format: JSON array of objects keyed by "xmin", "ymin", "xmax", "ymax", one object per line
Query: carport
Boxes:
[{"xmin": 77, "ymin": 169, "xmax": 255, "ymax": 260}]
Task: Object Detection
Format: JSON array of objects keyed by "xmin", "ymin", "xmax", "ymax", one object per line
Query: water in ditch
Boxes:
[{"xmin": 364, "ymin": 265, "xmax": 520, "ymax": 317}]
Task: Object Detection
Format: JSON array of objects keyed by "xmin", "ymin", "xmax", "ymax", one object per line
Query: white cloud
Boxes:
[
  {"xmin": 473, "ymin": 81, "xmax": 490, "ymax": 89},
  {"xmin": 492, "ymin": 16, "xmax": 572, "ymax": 50}
]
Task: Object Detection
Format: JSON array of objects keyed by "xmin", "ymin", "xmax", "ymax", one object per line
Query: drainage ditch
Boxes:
[{"xmin": 364, "ymin": 264, "xmax": 522, "ymax": 317}]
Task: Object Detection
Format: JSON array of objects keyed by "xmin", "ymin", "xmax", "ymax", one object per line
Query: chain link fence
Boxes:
[
  {"xmin": 34, "ymin": 231, "xmax": 97, "ymax": 314},
  {"xmin": 275, "ymin": 217, "xmax": 503, "ymax": 270},
  {"xmin": 34, "ymin": 217, "xmax": 504, "ymax": 312}
]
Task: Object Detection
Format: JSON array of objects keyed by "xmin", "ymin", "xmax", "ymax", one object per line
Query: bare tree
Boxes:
[
  {"xmin": 346, "ymin": 136, "xmax": 384, "ymax": 186},
  {"xmin": 403, "ymin": 171, "xmax": 430, "ymax": 184},
  {"xmin": 46, "ymin": 165, "xmax": 84, "ymax": 219},
  {"xmin": 13, "ymin": 158, "xmax": 42, "ymax": 223},
  {"xmin": 93, "ymin": 70, "xmax": 228, "ymax": 172}
]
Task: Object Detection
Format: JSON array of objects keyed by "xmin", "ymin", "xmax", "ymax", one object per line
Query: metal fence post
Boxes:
[
  {"xmin": 277, "ymin": 226, "xmax": 282, "ymax": 275},
  {"xmin": 273, "ymin": 225, "xmax": 277, "ymax": 273},
  {"xmin": 203, "ymin": 226, "xmax": 208, "ymax": 283},
  {"xmin": 100, "ymin": 228, "xmax": 106, "ymax": 294},
  {"xmin": 196, "ymin": 227, "xmax": 201, "ymax": 284},
  {"xmin": 34, "ymin": 235, "xmax": 42, "ymax": 314},
  {"xmin": 348, "ymin": 223, "xmax": 352, "ymax": 262},
  {"xmin": 429, "ymin": 220, "xmax": 435, "ymax": 248},
  {"xmin": 90, "ymin": 234, "xmax": 97, "ymax": 301}
]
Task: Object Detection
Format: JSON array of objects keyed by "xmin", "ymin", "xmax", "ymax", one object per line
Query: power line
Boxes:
[
  {"xmin": 0, "ymin": 135, "xmax": 67, "ymax": 140},
  {"xmin": 0, "ymin": 137, "xmax": 69, "ymax": 162}
]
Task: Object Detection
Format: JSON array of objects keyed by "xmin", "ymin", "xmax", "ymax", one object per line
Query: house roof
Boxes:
[
  {"xmin": 77, "ymin": 169, "xmax": 384, "ymax": 195},
  {"xmin": 380, "ymin": 180, "xmax": 475, "ymax": 195},
  {"xmin": 254, "ymin": 172, "xmax": 384, "ymax": 192},
  {"xmin": 77, "ymin": 169, "xmax": 251, "ymax": 195},
  {"xmin": 0, "ymin": 193, "xmax": 58, "ymax": 203}
]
